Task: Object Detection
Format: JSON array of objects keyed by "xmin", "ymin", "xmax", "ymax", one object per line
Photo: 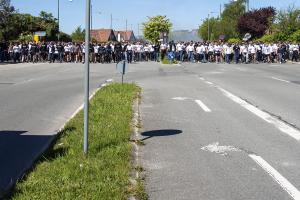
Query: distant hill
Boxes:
[{"xmin": 169, "ymin": 29, "xmax": 202, "ymax": 42}]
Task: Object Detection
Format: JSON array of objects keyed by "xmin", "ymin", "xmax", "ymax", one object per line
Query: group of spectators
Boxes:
[{"xmin": 0, "ymin": 40, "xmax": 299, "ymax": 65}]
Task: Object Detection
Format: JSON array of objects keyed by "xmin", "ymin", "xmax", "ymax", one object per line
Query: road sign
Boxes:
[
  {"xmin": 33, "ymin": 35, "xmax": 39, "ymax": 42},
  {"xmin": 116, "ymin": 60, "xmax": 128, "ymax": 84},
  {"xmin": 243, "ymin": 33, "xmax": 252, "ymax": 41},
  {"xmin": 34, "ymin": 31, "xmax": 46, "ymax": 37}
]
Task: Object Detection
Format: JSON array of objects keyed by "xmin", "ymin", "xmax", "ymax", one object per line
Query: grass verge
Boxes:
[{"xmin": 10, "ymin": 83, "xmax": 144, "ymax": 200}]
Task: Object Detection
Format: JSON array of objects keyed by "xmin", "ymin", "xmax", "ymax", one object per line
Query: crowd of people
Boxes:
[{"xmin": 0, "ymin": 40, "xmax": 299, "ymax": 65}]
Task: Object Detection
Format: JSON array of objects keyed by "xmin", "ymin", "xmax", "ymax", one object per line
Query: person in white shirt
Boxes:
[
  {"xmin": 292, "ymin": 43, "xmax": 299, "ymax": 62},
  {"xmin": 126, "ymin": 43, "xmax": 133, "ymax": 63},
  {"xmin": 248, "ymin": 43, "xmax": 256, "ymax": 63},
  {"xmin": 214, "ymin": 43, "xmax": 222, "ymax": 63},
  {"xmin": 224, "ymin": 43, "xmax": 232, "ymax": 64},
  {"xmin": 186, "ymin": 43, "xmax": 194, "ymax": 62},
  {"xmin": 12, "ymin": 42, "xmax": 21, "ymax": 63},
  {"xmin": 176, "ymin": 42, "xmax": 184, "ymax": 62},
  {"xmin": 160, "ymin": 43, "xmax": 167, "ymax": 61},
  {"xmin": 207, "ymin": 44, "xmax": 214, "ymax": 62}
]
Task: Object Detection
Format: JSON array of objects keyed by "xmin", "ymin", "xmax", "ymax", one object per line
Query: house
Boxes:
[
  {"xmin": 90, "ymin": 29, "xmax": 117, "ymax": 43},
  {"xmin": 114, "ymin": 30, "xmax": 136, "ymax": 42}
]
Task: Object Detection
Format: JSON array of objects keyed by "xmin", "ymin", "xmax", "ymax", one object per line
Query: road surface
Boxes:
[{"xmin": 125, "ymin": 62, "xmax": 300, "ymax": 200}]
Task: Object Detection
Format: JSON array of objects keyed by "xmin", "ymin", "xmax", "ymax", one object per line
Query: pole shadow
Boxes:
[
  {"xmin": 0, "ymin": 130, "xmax": 62, "ymax": 198},
  {"xmin": 141, "ymin": 129, "xmax": 182, "ymax": 141}
]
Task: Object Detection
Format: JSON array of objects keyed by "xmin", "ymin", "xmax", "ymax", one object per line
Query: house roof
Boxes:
[
  {"xmin": 114, "ymin": 30, "xmax": 135, "ymax": 41},
  {"xmin": 90, "ymin": 29, "xmax": 116, "ymax": 43}
]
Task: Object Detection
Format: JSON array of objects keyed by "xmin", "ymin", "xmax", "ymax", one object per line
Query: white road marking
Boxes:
[
  {"xmin": 201, "ymin": 142, "xmax": 241, "ymax": 156},
  {"xmin": 195, "ymin": 100, "xmax": 211, "ymax": 112},
  {"xmin": 249, "ymin": 154, "xmax": 300, "ymax": 200},
  {"xmin": 198, "ymin": 77, "xmax": 205, "ymax": 81},
  {"xmin": 271, "ymin": 77, "xmax": 291, "ymax": 83},
  {"xmin": 218, "ymin": 87, "xmax": 300, "ymax": 141},
  {"xmin": 172, "ymin": 97, "xmax": 190, "ymax": 101},
  {"xmin": 205, "ymin": 81, "xmax": 213, "ymax": 85}
]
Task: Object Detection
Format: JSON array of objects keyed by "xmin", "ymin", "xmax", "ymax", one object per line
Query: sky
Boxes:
[{"xmin": 10, "ymin": 0, "xmax": 300, "ymax": 35}]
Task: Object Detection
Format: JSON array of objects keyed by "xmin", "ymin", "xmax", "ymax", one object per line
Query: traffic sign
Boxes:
[
  {"xmin": 34, "ymin": 31, "xmax": 46, "ymax": 37},
  {"xmin": 116, "ymin": 60, "xmax": 128, "ymax": 84}
]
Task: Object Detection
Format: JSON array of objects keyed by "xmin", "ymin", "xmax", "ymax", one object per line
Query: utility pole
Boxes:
[
  {"xmin": 90, "ymin": 3, "xmax": 93, "ymax": 30},
  {"xmin": 84, "ymin": 0, "xmax": 91, "ymax": 155},
  {"xmin": 57, "ymin": 0, "xmax": 60, "ymax": 41},
  {"xmin": 110, "ymin": 14, "xmax": 113, "ymax": 29},
  {"xmin": 126, "ymin": 19, "xmax": 128, "ymax": 32},
  {"xmin": 207, "ymin": 13, "xmax": 210, "ymax": 41},
  {"xmin": 138, "ymin": 23, "xmax": 139, "ymax": 36}
]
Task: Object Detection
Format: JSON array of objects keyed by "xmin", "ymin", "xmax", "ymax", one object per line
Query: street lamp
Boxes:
[{"xmin": 207, "ymin": 12, "xmax": 217, "ymax": 41}]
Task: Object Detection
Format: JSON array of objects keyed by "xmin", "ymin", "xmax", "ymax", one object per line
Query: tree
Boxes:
[
  {"xmin": 71, "ymin": 26, "xmax": 85, "ymax": 42},
  {"xmin": 198, "ymin": 0, "xmax": 246, "ymax": 41},
  {"xmin": 143, "ymin": 15, "xmax": 172, "ymax": 43},
  {"xmin": 0, "ymin": 0, "xmax": 15, "ymax": 40},
  {"xmin": 220, "ymin": 0, "xmax": 246, "ymax": 39},
  {"xmin": 198, "ymin": 18, "xmax": 222, "ymax": 41},
  {"xmin": 237, "ymin": 7, "xmax": 276, "ymax": 38},
  {"xmin": 276, "ymin": 6, "xmax": 300, "ymax": 37}
]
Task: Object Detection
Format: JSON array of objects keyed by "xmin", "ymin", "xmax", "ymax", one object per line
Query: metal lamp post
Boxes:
[
  {"xmin": 57, "ymin": 0, "xmax": 60, "ymax": 41},
  {"xmin": 83, "ymin": 0, "xmax": 91, "ymax": 155}
]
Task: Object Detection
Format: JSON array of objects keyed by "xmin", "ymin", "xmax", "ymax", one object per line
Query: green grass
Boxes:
[
  {"xmin": 10, "ymin": 83, "xmax": 143, "ymax": 200},
  {"xmin": 161, "ymin": 57, "xmax": 178, "ymax": 65}
]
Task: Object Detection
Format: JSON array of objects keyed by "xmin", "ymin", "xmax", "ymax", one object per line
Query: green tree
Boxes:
[
  {"xmin": 198, "ymin": 18, "xmax": 222, "ymax": 41},
  {"xmin": 143, "ymin": 15, "xmax": 172, "ymax": 43},
  {"xmin": 0, "ymin": 0, "xmax": 15, "ymax": 40},
  {"xmin": 71, "ymin": 26, "xmax": 85, "ymax": 42},
  {"xmin": 198, "ymin": 0, "xmax": 246, "ymax": 41},
  {"xmin": 276, "ymin": 6, "xmax": 300, "ymax": 37}
]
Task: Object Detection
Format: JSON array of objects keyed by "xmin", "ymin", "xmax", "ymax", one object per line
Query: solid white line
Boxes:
[
  {"xmin": 271, "ymin": 77, "xmax": 291, "ymax": 83},
  {"xmin": 218, "ymin": 87, "xmax": 300, "ymax": 141},
  {"xmin": 205, "ymin": 81, "xmax": 213, "ymax": 85},
  {"xmin": 195, "ymin": 100, "xmax": 211, "ymax": 112},
  {"xmin": 249, "ymin": 154, "xmax": 300, "ymax": 200}
]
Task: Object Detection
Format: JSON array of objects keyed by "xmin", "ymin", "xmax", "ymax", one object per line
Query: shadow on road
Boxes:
[
  {"xmin": 0, "ymin": 130, "xmax": 55, "ymax": 198},
  {"xmin": 141, "ymin": 129, "xmax": 182, "ymax": 141}
]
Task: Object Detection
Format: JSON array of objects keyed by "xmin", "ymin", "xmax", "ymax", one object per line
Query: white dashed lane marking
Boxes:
[
  {"xmin": 195, "ymin": 100, "xmax": 211, "ymax": 112},
  {"xmin": 271, "ymin": 77, "xmax": 291, "ymax": 83}
]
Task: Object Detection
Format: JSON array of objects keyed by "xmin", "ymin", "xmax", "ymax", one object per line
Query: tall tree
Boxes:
[
  {"xmin": 276, "ymin": 6, "xmax": 300, "ymax": 36},
  {"xmin": 0, "ymin": 0, "xmax": 15, "ymax": 40},
  {"xmin": 71, "ymin": 26, "xmax": 85, "ymax": 42},
  {"xmin": 237, "ymin": 7, "xmax": 276, "ymax": 38},
  {"xmin": 198, "ymin": 0, "xmax": 246, "ymax": 41},
  {"xmin": 143, "ymin": 15, "xmax": 172, "ymax": 43}
]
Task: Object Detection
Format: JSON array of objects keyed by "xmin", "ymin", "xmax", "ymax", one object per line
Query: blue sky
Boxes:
[{"xmin": 11, "ymin": 0, "xmax": 300, "ymax": 35}]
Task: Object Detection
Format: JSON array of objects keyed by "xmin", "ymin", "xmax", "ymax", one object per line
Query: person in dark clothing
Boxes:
[
  {"xmin": 56, "ymin": 42, "xmax": 64, "ymax": 63},
  {"xmin": 30, "ymin": 42, "xmax": 38, "ymax": 63},
  {"xmin": 114, "ymin": 42, "xmax": 123, "ymax": 63},
  {"xmin": 153, "ymin": 43, "xmax": 160, "ymax": 62},
  {"xmin": 40, "ymin": 42, "xmax": 48, "ymax": 62},
  {"xmin": 233, "ymin": 43, "xmax": 240, "ymax": 64}
]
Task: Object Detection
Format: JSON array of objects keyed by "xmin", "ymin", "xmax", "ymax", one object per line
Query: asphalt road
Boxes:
[
  {"xmin": 1, "ymin": 61, "xmax": 300, "ymax": 200},
  {"xmin": 0, "ymin": 62, "xmax": 116, "ymax": 196},
  {"xmin": 124, "ymin": 61, "xmax": 300, "ymax": 200}
]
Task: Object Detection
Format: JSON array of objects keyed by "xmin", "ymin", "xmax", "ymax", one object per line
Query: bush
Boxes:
[
  {"xmin": 255, "ymin": 34, "xmax": 275, "ymax": 43},
  {"xmin": 289, "ymin": 30, "xmax": 300, "ymax": 42},
  {"xmin": 18, "ymin": 32, "xmax": 33, "ymax": 42},
  {"xmin": 273, "ymin": 32, "xmax": 289, "ymax": 42},
  {"xmin": 227, "ymin": 38, "xmax": 241, "ymax": 43}
]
